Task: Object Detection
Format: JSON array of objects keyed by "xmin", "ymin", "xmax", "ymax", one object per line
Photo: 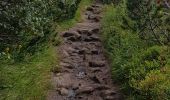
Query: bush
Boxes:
[
  {"xmin": 126, "ymin": 0, "xmax": 170, "ymax": 45},
  {"xmin": 0, "ymin": 0, "xmax": 81, "ymax": 61},
  {"xmin": 102, "ymin": 2, "xmax": 170, "ymax": 99}
]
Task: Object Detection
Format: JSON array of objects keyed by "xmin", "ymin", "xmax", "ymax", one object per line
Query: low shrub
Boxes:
[
  {"xmin": 0, "ymin": 0, "xmax": 81, "ymax": 61},
  {"xmin": 102, "ymin": 3, "xmax": 170, "ymax": 99}
]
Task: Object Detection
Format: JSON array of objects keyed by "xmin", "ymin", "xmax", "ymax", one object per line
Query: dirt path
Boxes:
[{"xmin": 47, "ymin": 1, "xmax": 122, "ymax": 100}]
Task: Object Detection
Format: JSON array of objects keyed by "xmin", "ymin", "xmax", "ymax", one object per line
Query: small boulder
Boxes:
[{"xmin": 59, "ymin": 88, "xmax": 69, "ymax": 96}]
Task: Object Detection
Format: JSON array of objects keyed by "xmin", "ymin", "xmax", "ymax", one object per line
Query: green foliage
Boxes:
[
  {"xmin": 0, "ymin": 0, "xmax": 81, "ymax": 61},
  {"xmin": 126, "ymin": 0, "xmax": 170, "ymax": 45},
  {"xmin": 102, "ymin": 2, "xmax": 170, "ymax": 99}
]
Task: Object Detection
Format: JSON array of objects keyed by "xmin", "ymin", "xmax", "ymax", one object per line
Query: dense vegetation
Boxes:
[
  {"xmin": 0, "ymin": 0, "xmax": 93, "ymax": 99},
  {"xmin": 0, "ymin": 0, "xmax": 81, "ymax": 61},
  {"xmin": 102, "ymin": 0, "xmax": 170, "ymax": 99}
]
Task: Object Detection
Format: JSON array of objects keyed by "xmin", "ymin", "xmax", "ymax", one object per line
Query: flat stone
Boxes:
[
  {"xmin": 77, "ymin": 86, "xmax": 94, "ymax": 94},
  {"xmin": 59, "ymin": 88, "xmax": 69, "ymax": 96},
  {"xmin": 102, "ymin": 90, "xmax": 117, "ymax": 96}
]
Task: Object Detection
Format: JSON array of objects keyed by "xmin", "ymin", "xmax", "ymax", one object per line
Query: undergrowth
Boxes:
[
  {"xmin": 0, "ymin": 0, "xmax": 92, "ymax": 99},
  {"xmin": 102, "ymin": 2, "xmax": 170, "ymax": 100}
]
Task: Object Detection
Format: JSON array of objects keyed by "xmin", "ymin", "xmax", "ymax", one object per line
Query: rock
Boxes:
[
  {"xmin": 90, "ymin": 76, "xmax": 101, "ymax": 83},
  {"xmin": 84, "ymin": 36, "xmax": 100, "ymax": 42},
  {"xmin": 51, "ymin": 65, "xmax": 60, "ymax": 73},
  {"xmin": 78, "ymin": 49, "xmax": 85, "ymax": 55},
  {"xmin": 94, "ymin": 85, "xmax": 110, "ymax": 90},
  {"xmin": 62, "ymin": 31, "xmax": 80, "ymax": 38},
  {"xmin": 93, "ymin": 16, "xmax": 102, "ymax": 22},
  {"xmin": 104, "ymin": 96, "xmax": 116, "ymax": 100},
  {"xmin": 68, "ymin": 89, "xmax": 76, "ymax": 98},
  {"xmin": 89, "ymin": 61, "xmax": 105, "ymax": 67},
  {"xmin": 88, "ymin": 15, "xmax": 101, "ymax": 22},
  {"xmin": 102, "ymin": 90, "xmax": 117, "ymax": 96},
  {"xmin": 67, "ymin": 47, "xmax": 77, "ymax": 52},
  {"xmin": 91, "ymin": 49, "xmax": 99, "ymax": 54},
  {"xmin": 86, "ymin": 7, "xmax": 94, "ymax": 11},
  {"xmin": 91, "ymin": 68, "xmax": 102, "ymax": 73},
  {"xmin": 63, "ymin": 50, "xmax": 69, "ymax": 57},
  {"xmin": 59, "ymin": 88, "xmax": 69, "ymax": 96},
  {"xmin": 92, "ymin": 4, "xmax": 101, "ymax": 8},
  {"xmin": 76, "ymin": 71, "xmax": 86, "ymax": 79},
  {"xmin": 63, "ymin": 31, "xmax": 81, "ymax": 42},
  {"xmin": 91, "ymin": 28, "xmax": 100, "ymax": 34},
  {"xmin": 67, "ymin": 36, "xmax": 80, "ymax": 42},
  {"xmin": 67, "ymin": 47, "xmax": 80, "ymax": 54},
  {"xmin": 60, "ymin": 62, "xmax": 73, "ymax": 69},
  {"xmin": 93, "ymin": 10, "xmax": 102, "ymax": 14},
  {"xmin": 77, "ymin": 29, "xmax": 92, "ymax": 36},
  {"xmin": 87, "ymin": 96, "xmax": 103, "ymax": 100},
  {"xmin": 77, "ymin": 86, "xmax": 94, "ymax": 94},
  {"xmin": 53, "ymin": 73, "xmax": 74, "ymax": 88},
  {"xmin": 88, "ymin": 14, "xmax": 96, "ymax": 20}
]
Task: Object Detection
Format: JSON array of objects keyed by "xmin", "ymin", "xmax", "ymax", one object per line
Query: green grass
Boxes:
[
  {"xmin": 0, "ymin": 46, "xmax": 57, "ymax": 100},
  {"xmin": 0, "ymin": 0, "xmax": 93, "ymax": 100},
  {"xmin": 56, "ymin": 0, "xmax": 93, "ymax": 32}
]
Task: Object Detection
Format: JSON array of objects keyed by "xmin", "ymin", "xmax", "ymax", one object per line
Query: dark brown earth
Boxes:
[{"xmin": 47, "ymin": 0, "xmax": 122, "ymax": 100}]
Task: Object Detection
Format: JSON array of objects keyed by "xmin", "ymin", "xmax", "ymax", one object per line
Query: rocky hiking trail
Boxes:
[{"xmin": 47, "ymin": 1, "xmax": 122, "ymax": 100}]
